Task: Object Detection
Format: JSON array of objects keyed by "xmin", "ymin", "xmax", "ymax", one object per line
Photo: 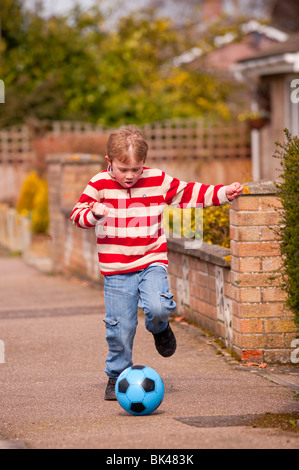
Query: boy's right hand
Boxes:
[{"xmin": 89, "ymin": 201, "xmax": 109, "ymax": 218}]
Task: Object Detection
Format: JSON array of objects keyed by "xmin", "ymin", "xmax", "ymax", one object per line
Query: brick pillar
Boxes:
[
  {"xmin": 47, "ymin": 153, "xmax": 104, "ymax": 274},
  {"xmin": 229, "ymin": 181, "xmax": 297, "ymax": 363}
]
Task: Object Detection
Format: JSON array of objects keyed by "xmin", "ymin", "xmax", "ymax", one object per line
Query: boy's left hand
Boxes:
[{"xmin": 226, "ymin": 182, "xmax": 243, "ymax": 201}]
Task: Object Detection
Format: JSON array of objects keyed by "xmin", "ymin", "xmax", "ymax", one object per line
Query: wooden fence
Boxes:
[
  {"xmin": 0, "ymin": 120, "xmax": 105, "ymax": 164},
  {"xmin": 0, "ymin": 118, "xmax": 251, "ymax": 165},
  {"xmin": 143, "ymin": 118, "xmax": 251, "ymax": 162},
  {"xmin": 0, "ymin": 118, "xmax": 251, "ymax": 203},
  {"xmin": 0, "ymin": 125, "xmax": 35, "ymax": 164}
]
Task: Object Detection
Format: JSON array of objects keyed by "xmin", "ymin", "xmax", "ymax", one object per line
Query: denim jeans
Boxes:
[{"xmin": 103, "ymin": 264, "xmax": 176, "ymax": 378}]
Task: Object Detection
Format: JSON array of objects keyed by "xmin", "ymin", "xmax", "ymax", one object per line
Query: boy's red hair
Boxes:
[{"xmin": 106, "ymin": 126, "xmax": 148, "ymax": 164}]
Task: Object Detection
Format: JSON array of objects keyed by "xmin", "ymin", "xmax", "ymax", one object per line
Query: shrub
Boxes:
[
  {"xmin": 31, "ymin": 179, "xmax": 49, "ymax": 234},
  {"xmin": 17, "ymin": 171, "xmax": 41, "ymax": 215},
  {"xmin": 17, "ymin": 171, "xmax": 49, "ymax": 234},
  {"xmin": 274, "ymin": 130, "xmax": 299, "ymax": 328}
]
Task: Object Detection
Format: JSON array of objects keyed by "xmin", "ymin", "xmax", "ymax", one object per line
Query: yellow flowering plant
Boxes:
[
  {"xmin": 17, "ymin": 171, "xmax": 49, "ymax": 234},
  {"xmin": 164, "ymin": 204, "xmax": 230, "ymax": 248}
]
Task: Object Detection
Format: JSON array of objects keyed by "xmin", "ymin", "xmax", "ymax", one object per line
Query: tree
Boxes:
[
  {"xmin": 94, "ymin": 9, "xmax": 235, "ymax": 126},
  {"xmin": 0, "ymin": 0, "xmax": 236, "ymax": 128},
  {"xmin": 0, "ymin": 0, "xmax": 25, "ymax": 57},
  {"xmin": 0, "ymin": 1, "xmax": 105, "ymax": 126}
]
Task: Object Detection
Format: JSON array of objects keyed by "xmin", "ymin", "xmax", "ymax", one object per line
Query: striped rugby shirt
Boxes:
[{"xmin": 70, "ymin": 167, "xmax": 229, "ymax": 275}]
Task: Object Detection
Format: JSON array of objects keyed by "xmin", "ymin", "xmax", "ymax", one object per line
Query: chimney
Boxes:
[{"xmin": 201, "ymin": 0, "xmax": 223, "ymax": 21}]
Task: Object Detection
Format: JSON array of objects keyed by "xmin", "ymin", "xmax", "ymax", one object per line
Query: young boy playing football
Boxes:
[{"xmin": 70, "ymin": 125, "xmax": 243, "ymax": 400}]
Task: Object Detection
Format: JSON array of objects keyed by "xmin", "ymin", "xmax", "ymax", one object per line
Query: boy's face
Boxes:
[{"xmin": 105, "ymin": 156, "xmax": 144, "ymax": 189}]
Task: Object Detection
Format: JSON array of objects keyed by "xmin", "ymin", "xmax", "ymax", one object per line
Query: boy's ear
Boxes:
[{"xmin": 105, "ymin": 155, "xmax": 111, "ymax": 165}]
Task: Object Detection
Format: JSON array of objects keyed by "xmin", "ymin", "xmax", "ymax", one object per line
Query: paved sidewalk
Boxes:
[{"xmin": 0, "ymin": 253, "xmax": 298, "ymax": 449}]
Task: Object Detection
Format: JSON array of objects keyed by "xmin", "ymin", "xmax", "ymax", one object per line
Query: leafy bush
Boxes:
[
  {"xmin": 17, "ymin": 171, "xmax": 40, "ymax": 215},
  {"xmin": 17, "ymin": 171, "xmax": 49, "ymax": 234},
  {"xmin": 31, "ymin": 179, "xmax": 49, "ymax": 234},
  {"xmin": 274, "ymin": 130, "xmax": 299, "ymax": 328}
]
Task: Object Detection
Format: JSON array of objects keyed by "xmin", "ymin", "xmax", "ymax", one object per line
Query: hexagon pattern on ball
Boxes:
[{"xmin": 115, "ymin": 365, "xmax": 165, "ymax": 416}]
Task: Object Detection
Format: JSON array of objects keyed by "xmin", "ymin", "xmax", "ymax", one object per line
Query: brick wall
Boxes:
[
  {"xmin": 166, "ymin": 181, "xmax": 298, "ymax": 364},
  {"xmin": 46, "ymin": 154, "xmax": 298, "ymax": 363},
  {"xmin": 167, "ymin": 239, "xmax": 231, "ymax": 346},
  {"xmin": 229, "ymin": 181, "xmax": 297, "ymax": 363}
]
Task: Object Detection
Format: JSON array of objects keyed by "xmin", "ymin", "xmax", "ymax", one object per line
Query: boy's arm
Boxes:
[
  {"xmin": 163, "ymin": 174, "xmax": 242, "ymax": 208},
  {"xmin": 70, "ymin": 179, "xmax": 108, "ymax": 228}
]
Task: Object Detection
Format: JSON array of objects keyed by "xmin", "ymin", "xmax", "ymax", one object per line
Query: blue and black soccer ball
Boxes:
[{"xmin": 115, "ymin": 365, "xmax": 165, "ymax": 416}]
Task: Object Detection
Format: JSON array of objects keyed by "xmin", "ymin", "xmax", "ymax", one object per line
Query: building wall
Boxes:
[{"xmin": 260, "ymin": 75, "xmax": 286, "ymax": 180}]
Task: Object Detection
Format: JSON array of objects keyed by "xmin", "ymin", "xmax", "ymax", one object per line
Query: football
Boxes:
[{"xmin": 115, "ymin": 365, "xmax": 165, "ymax": 416}]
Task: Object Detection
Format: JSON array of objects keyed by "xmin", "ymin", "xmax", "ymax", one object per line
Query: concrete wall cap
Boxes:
[
  {"xmin": 243, "ymin": 180, "xmax": 278, "ymax": 195},
  {"xmin": 46, "ymin": 153, "xmax": 104, "ymax": 164}
]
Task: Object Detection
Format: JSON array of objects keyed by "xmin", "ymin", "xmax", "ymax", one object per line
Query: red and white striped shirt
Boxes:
[{"xmin": 70, "ymin": 167, "xmax": 228, "ymax": 275}]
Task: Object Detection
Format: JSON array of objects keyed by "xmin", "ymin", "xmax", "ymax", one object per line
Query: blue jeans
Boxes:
[{"xmin": 103, "ymin": 265, "xmax": 176, "ymax": 378}]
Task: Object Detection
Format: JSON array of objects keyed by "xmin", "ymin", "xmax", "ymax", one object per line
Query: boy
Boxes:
[{"xmin": 70, "ymin": 126, "xmax": 243, "ymax": 400}]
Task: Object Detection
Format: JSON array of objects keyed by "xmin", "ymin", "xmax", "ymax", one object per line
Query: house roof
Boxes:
[
  {"xmin": 238, "ymin": 32, "xmax": 299, "ymax": 62},
  {"xmin": 233, "ymin": 32, "xmax": 299, "ymax": 78},
  {"xmin": 173, "ymin": 20, "xmax": 288, "ymax": 68}
]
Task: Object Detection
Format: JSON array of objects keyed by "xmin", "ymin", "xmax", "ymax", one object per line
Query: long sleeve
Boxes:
[
  {"xmin": 162, "ymin": 173, "xmax": 228, "ymax": 208},
  {"xmin": 69, "ymin": 167, "xmax": 229, "ymax": 275},
  {"xmin": 70, "ymin": 173, "xmax": 104, "ymax": 228}
]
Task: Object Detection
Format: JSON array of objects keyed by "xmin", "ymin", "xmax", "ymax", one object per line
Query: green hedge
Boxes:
[{"xmin": 275, "ymin": 130, "xmax": 299, "ymax": 328}]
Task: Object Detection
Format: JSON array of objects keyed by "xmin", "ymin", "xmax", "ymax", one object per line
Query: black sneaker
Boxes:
[
  {"xmin": 104, "ymin": 377, "xmax": 117, "ymax": 401},
  {"xmin": 153, "ymin": 323, "xmax": 177, "ymax": 357}
]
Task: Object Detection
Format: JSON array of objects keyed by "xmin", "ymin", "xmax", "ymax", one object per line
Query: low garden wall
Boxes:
[{"xmin": 0, "ymin": 203, "xmax": 31, "ymax": 253}]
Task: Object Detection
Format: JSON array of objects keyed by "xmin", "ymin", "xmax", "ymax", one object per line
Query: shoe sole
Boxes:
[{"xmin": 104, "ymin": 395, "xmax": 117, "ymax": 401}]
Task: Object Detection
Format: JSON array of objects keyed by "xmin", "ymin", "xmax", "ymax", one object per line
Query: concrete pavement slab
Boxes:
[{"xmin": 0, "ymin": 255, "xmax": 298, "ymax": 449}]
